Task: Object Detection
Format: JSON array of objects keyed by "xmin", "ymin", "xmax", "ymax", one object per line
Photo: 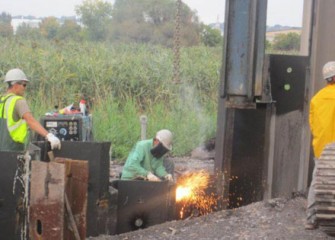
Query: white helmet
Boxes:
[
  {"xmin": 322, "ymin": 61, "xmax": 335, "ymax": 80},
  {"xmin": 4, "ymin": 68, "xmax": 29, "ymax": 82},
  {"xmin": 156, "ymin": 129, "xmax": 173, "ymax": 150}
]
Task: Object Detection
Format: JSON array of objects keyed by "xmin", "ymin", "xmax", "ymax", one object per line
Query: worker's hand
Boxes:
[
  {"xmin": 147, "ymin": 172, "xmax": 161, "ymax": 182},
  {"xmin": 46, "ymin": 133, "xmax": 61, "ymax": 150},
  {"xmin": 164, "ymin": 174, "xmax": 174, "ymax": 182}
]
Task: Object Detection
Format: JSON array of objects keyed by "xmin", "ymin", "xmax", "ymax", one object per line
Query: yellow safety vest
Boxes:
[{"xmin": 0, "ymin": 93, "xmax": 28, "ymax": 144}]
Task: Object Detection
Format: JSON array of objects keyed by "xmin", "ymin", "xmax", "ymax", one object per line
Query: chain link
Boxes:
[{"xmin": 173, "ymin": 0, "xmax": 181, "ymax": 84}]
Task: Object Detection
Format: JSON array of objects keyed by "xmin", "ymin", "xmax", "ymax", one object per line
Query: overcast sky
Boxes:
[{"xmin": 0, "ymin": 0, "xmax": 304, "ymax": 27}]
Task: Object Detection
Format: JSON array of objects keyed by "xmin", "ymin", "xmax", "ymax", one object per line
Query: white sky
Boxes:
[{"xmin": 0, "ymin": 0, "xmax": 304, "ymax": 27}]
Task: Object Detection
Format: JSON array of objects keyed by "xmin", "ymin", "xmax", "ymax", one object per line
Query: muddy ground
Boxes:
[{"xmin": 89, "ymin": 147, "xmax": 333, "ymax": 240}]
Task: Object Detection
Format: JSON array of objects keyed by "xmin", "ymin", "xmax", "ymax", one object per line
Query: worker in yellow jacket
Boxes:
[
  {"xmin": 0, "ymin": 68, "xmax": 61, "ymax": 151},
  {"xmin": 306, "ymin": 61, "xmax": 335, "ymax": 229}
]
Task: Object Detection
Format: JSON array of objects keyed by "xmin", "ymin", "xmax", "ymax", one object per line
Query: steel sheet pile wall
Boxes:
[
  {"xmin": 269, "ymin": 55, "xmax": 309, "ymax": 197},
  {"xmin": 215, "ymin": 0, "xmax": 268, "ymax": 209},
  {"xmin": 53, "ymin": 141, "xmax": 111, "ymax": 236},
  {"xmin": 0, "ymin": 152, "xmax": 20, "ymax": 239}
]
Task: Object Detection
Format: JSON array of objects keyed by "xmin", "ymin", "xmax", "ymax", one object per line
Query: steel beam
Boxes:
[
  {"xmin": 215, "ymin": 0, "xmax": 268, "ymax": 209},
  {"xmin": 220, "ymin": 0, "xmax": 267, "ymax": 105}
]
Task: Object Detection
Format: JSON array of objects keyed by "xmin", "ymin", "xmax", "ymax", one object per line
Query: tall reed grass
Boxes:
[{"xmin": 0, "ymin": 38, "xmax": 221, "ymax": 161}]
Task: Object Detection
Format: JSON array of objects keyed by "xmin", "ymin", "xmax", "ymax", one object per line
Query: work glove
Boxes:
[
  {"xmin": 46, "ymin": 133, "xmax": 61, "ymax": 150},
  {"xmin": 147, "ymin": 172, "xmax": 161, "ymax": 182},
  {"xmin": 164, "ymin": 174, "xmax": 173, "ymax": 182}
]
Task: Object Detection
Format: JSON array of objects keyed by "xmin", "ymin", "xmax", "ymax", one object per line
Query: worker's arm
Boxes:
[
  {"xmin": 123, "ymin": 143, "xmax": 149, "ymax": 179},
  {"xmin": 152, "ymin": 158, "xmax": 168, "ymax": 178},
  {"xmin": 23, "ymin": 112, "xmax": 61, "ymax": 149},
  {"xmin": 22, "ymin": 112, "xmax": 49, "ymax": 137}
]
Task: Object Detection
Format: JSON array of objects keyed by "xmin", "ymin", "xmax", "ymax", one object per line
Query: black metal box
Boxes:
[{"xmin": 115, "ymin": 180, "xmax": 176, "ymax": 234}]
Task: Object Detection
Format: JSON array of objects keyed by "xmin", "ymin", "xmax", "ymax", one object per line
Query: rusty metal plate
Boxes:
[
  {"xmin": 31, "ymin": 141, "xmax": 111, "ymax": 236},
  {"xmin": 52, "ymin": 141, "xmax": 111, "ymax": 236},
  {"xmin": 55, "ymin": 158, "xmax": 88, "ymax": 239},
  {"xmin": 29, "ymin": 161, "xmax": 65, "ymax": 240}
]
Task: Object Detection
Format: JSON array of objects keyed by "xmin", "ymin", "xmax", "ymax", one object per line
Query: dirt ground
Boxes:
[
  {"xmin": 91, "ymin": 147, "xmax": 334, "ymax": 240},
  {"xmin": 91, "ymin": 197, "xmax": 331, "ymax": 240}
]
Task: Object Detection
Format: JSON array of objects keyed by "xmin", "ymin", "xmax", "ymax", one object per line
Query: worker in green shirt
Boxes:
[{"xmin": 121, "ymin": 129, "xmax": 174, "ymax": 182}]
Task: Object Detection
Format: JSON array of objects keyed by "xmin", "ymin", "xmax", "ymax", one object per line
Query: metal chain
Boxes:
[{"xmin": 173, "ymin": 0, "xmax": 181, "ymax": 84}]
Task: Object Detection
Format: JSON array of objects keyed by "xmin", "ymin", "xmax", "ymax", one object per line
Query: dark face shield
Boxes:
[{"xmin": 150, "ymin": 142, "xmax": 169, "ymax": 159}]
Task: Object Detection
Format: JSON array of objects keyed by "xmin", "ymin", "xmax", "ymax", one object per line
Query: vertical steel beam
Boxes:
[
  {"xmin": 215, "ymin": 0, "xmax": 268, "ymax": 209},
  {"xmin": 309, "ymin": 0, "xmax": 335, "ymax": 93},
  {"xmin": 220, "ymin": 0, "xmax": 267, "ymax": 105},
  {"xmin": 300, "ymin": 0, "xmax": 314, "ymax": 56}
]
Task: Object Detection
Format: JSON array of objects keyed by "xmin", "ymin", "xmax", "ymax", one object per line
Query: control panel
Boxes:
[{"xmin": 39, "ymin": 115, "xmax": 92, "ymax": 142}]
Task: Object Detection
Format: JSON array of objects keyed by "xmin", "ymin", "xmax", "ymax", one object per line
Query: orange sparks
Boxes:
[
  {"xmin": 175, "ymin": 170, "xmax": 217, "ymax": 219},
  {"xmin": 176, "ymin": 170, "xmax": 209, "ymax": 202}
]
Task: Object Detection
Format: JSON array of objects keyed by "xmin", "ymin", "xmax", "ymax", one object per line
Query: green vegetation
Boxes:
[
  {"xmin": 109, "ymin": 0, "xmax": 201, "ymax": 47},
  {"xmin": 266, "ymin": 32, "xmax": 301, "ymax": 53},
  {"xmin": 0, "ymin": 12, "xmax": 12, "ymax": 37},
  {"xmin": 0, "ymin": 0, "xmax": 302, "ymax": 161},
  {"xmin": 75, "ymin": 0, "xmax": 113, "ymax": 41},
  {"xmin": 0, "ymin": 38, "xmax": 221, "ymax": 161},
  {"xmin": 0, "ymin": 0, "xmax": 223, "ymax": 48}
]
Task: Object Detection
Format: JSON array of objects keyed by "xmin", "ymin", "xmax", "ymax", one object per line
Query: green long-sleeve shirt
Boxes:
[{"xmin": 121, "ymin": 139, "xmax": 168, "ymax": 180}]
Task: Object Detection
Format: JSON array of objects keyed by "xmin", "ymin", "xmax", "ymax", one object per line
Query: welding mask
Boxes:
[{"xmin": 150, "ymin": 142, "xmax": 169, "ymax": 159}]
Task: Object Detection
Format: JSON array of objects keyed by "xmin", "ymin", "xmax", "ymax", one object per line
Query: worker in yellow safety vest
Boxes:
[{"xmin": 0, "ymin": 68, "xmax": 61, "ymax": 151}]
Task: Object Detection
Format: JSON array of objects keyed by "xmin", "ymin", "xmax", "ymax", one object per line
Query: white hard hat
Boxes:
[
  {"xmin": 4, "ymin": 68, "xmax": 29, "ymax": 83},
  {"xmin": 322, "ymin": 61, "xmax": 335, "ymax": 80},
  {"xmin": 156, "ymin": 129, "xmax": 173, "ymax": 151}
]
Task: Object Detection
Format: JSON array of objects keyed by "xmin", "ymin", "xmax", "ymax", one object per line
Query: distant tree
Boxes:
[
  {"xmin": 110, "ymin": 0, "xmax": 201, "ymax": 47},
  {"xmin": 58, "ymin": 19, "xmax": 82, "ymax": 41},
  {"xmin": 39, "ymin": 17, "xmax": 60, "ymax": 40},
  {"xmin": 16, "ymin": 23, "xmax": 41, "ymax": 40},
  {"xmin": 272, "ymin": 32, "xmax": 300, "ymax": 51},
  {"xmin": 0, "ymin": 12, "xmax": 13, "ymax": 38},
  {"xmin": 201, "ymin": 25, "xmax": 222, "ymax": 47},
  {"xmin": 75, "ymin": 0, "xmax": 113, "ymax": 41}
]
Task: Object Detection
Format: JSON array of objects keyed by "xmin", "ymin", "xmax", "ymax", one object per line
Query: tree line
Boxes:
[
  {"xmin": 0, "ymin": 0, "xmax": 223, "ymax": 47},
  {"xmin": 0, "ymin": 0, "xmax": 300, "ymax": 51}
]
